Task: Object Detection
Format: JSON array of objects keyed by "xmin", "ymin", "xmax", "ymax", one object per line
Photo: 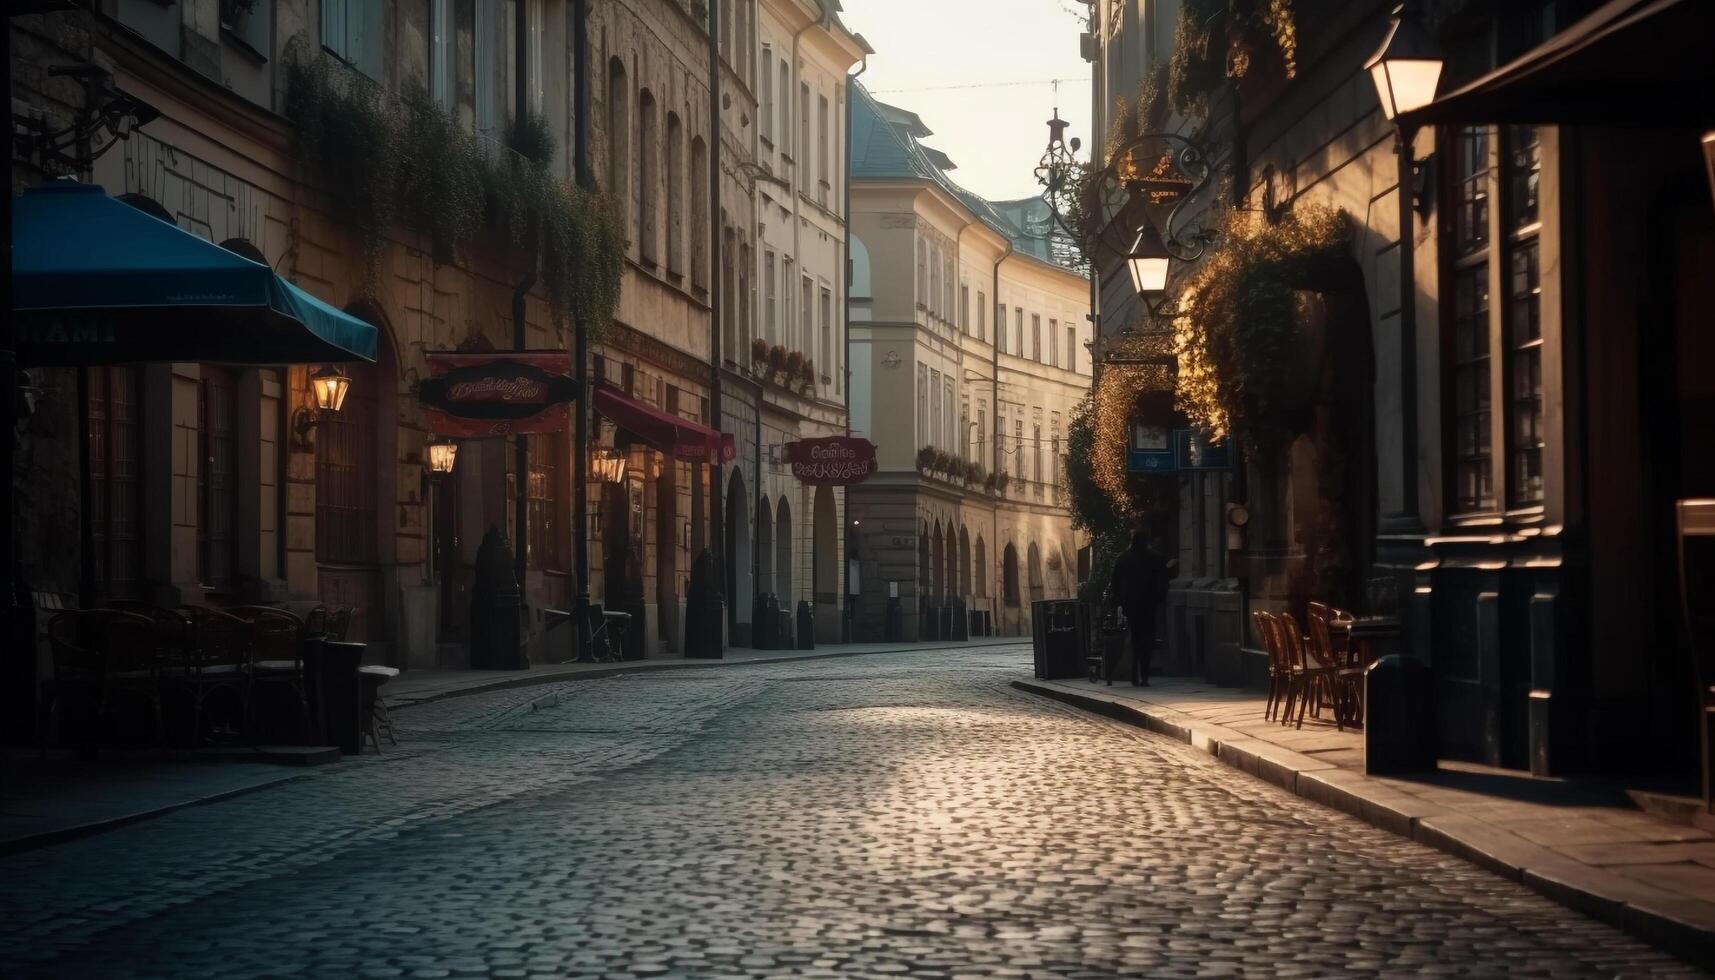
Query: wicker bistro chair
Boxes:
[
  {"xmin": 159, "ymin": 607, "xmax": 254, "ymax": 746},
  {"xmin": 1307, "ymin": 602, "xmax": 1363, "ymax": 728},
  {"xmin": 1253, "ymin": 610, "xmax": 1289, "ymax": 721},
  {"xmin": 39, "ymin": 610, "xmax": 166, "ymax": 755},
  {"xmin": 303, "ymin": 605, "xmax": 329, "ymax": 640},
  {"xmin": 326, "ymin": 607, "xmax": 353, "ymax": 643},
  {"xmin": 240, "ymin": 607, "xmax": 311, "ymax": 742},
  {"xmin": 1276, "ymin": 611, "xmax": 1345, "ymax": 730}
]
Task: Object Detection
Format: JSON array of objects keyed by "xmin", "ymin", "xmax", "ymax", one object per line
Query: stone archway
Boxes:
[
  {"xmin": 757, "ymin": 496, "xmax": 775, "ymax": 602},
  {"xmin": 725, "ymin": 469, "xmax": 751, "ymax": 642},
  {"xmin": 974, "ymin": 535, "xmax": 988, "ymax": 598},
  {"xmin": 1027, "ymin": 541, "xmax": 1045, "ymax": 606},
  {"xmin": 931, "ymin": 520, "xmax": 945, "ymax": 599},
  {"xmin": 959, "ymin": 525, "xmax": 972, "ymax": 597},
  {"xmin": 775, "ymin": 496, "xmax": 794, "ymax": 622}
]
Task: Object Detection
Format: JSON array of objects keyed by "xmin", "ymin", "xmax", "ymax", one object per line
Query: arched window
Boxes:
[
  {"xmin": 637, "ymin": 89, "xmax": 658, "ymax": 266},
  {"xmin": 666, "ymin": 112, "xmax": 684, "ymax": 276},
  {"xmin": 690, "ymin": 137, "xmax": 708, "ymax": 289},
  {"xmin": 850, "ymin": 234, "xmax": 872, "ymax": 320},
  {"xmin": 606, "ymin": 58, "xmax": 630, "ymax": 244}
]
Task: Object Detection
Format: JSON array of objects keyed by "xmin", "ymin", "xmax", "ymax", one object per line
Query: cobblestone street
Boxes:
[{"xmin": 0, "ymin": 645, "xmax": 1703, "ymax": 978}]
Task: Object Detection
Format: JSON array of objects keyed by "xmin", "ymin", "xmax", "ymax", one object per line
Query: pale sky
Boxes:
[{"xmin": 839, "ymin": 0, "xmax": 1095, "ymax": 203}]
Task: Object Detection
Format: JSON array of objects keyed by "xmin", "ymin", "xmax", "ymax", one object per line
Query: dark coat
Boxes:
[{"xmin": 1111, "ymin": 538, "xmax": 1170, "ymax": 617}]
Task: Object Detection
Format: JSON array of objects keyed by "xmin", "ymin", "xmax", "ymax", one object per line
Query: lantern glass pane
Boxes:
[
  {"xmin": 1129, "ymin": 255, "xmax": 1169, "ymax": 296},
  {"xmin": 1369, "ymin": 63, "xmax": 1396, "ymax": 120},
  {"xmin": 1388, "ymin": 59, "xmax": 1442, "ymax": 117}
]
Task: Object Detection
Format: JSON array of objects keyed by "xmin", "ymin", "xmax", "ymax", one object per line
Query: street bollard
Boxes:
[{"xmin": 1365, "ymin": 655, "xmax": 1438, "ymax": 773}]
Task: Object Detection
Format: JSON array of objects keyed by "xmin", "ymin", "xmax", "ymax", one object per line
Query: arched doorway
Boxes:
[
  {"xmin": 317, "ymin": 304, "xmax": 396, "ymax": 645},
  {"xmin": 974, "ymin": 536, "xmax": 988, "ymax": 598},
  {"xmin": 917, "ymin": 523, "xmax": 930, "ymax": 602},
  {"xmin": 756, "ymin": 496, "xmax": 774, "ymax": 601},
  {"xmin": 1027, "ymin": 541, "xmax": 1045, "ymax": 606},
  {"xmin": 958, "ymin": 525, "xmax": 972, "ymax": 597},
  {"xmin": 1002, "ymin": 542, "xmax": 1020, "ymax": 635},
  {"xmin": 813, "ymin": 486, "xmax": 837, "ymax": 640},
  {"xmin": 774, "ymin": 496, "xmax": 793, "ymax": 606},
  {"xmin": 725, "ymin": 470, "xmax": 750, "ymax": 640},
  {"xmin": 930, "ymin": 520, "xmax": 945, "ymax": 599}
]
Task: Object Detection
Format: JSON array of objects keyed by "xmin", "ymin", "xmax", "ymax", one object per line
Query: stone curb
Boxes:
[
  {"xmin": 388, "ymin": 637, "xmax": 1027, "ymax": 710},
  {"xmin": 0, "ymin": 769, "xmax": 310, "ymax": 858},
  {"xmin": 1013, "ymin": 678, "xmax": 1715, "ymax": 969}
]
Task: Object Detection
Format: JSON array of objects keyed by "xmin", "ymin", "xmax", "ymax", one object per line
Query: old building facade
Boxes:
[
  {"xmin": 848, "ymin": 84, "xmax": 1090, "ymax": 641},
  {"xmin": 1084, "ymin": 0, "xmax": 1714, "ymax": 781},
  {"xmin": 718, "ymin": 0, "xmax": 866, "ymax": 646}
]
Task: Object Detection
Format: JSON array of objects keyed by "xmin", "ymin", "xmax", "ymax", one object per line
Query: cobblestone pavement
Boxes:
[{"xmin": 0, "ymin": 646, "xmax": 1704, "ymax": 978}]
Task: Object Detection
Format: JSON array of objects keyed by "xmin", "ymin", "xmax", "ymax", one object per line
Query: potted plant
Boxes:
[
  {"xmin": 916, "ymin": 446, "xmax": 936, "ymax": 474},
  {"xmin": 994, "ymin": 471, "xmax": 1011, "ymax": 495},
  {"xmin": 751, "ymin": 337, "xmax": 769, "ymax": 369},
  {"xmin": 801, "ymin": 359, "xmax": 816, "ymax": 393},
  {"xmin": 785, "ymin": 349, "xmax": 804, "ymax": 377},
  {"xmin": 768, "ymin": 344, "xmax": 787, "ymax": 382}
]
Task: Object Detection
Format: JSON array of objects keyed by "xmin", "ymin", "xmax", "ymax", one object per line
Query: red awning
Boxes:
[
  {"xmin": 1400, "ymin": 0, "xmax": 1714, "ymax": 128},
  {"xmin": 594, "ymin": 384, "xmax": 735, "ymax": 463}
]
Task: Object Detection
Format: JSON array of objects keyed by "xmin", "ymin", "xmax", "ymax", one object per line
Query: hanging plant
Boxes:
[
  {"xmin": 283, "ymin": 52, "xmax": 400, "ymax": 286},
  {"xmin": 1174, "ymin": 203, "xmax": 1350, "ymax": 444},
  {"xmin": 1167, "ymin": 0, "xmax": 1298, "ymax": 118},
  {"xmin": 282, "ymin": 38, "xmax": 622, "ymax": 336}
]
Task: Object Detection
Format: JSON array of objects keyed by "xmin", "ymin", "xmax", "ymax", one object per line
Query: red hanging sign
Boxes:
[
  {"xmin": 784, "ymin": 436, "xmax": 877, "ymax": 486},
  {"xmin": 418, "ymin": 351, "xmax": 579, "ymax": 438}
]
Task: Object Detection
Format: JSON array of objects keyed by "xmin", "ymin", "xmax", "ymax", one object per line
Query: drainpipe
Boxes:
[
  {"xmin": 840, "ymin": 50, "xmax": 865, "ymax": 641},
  {"xmin": 844, "ymin": 52, "xmax": 866, "ymax": 434},
  {"xmin": 708, "ymin": 0, "xmax": 726, "ymax": 651},
  {"xmin": 511, "ymin": 0, "xmax": 536, "ymax": 600},
  {"xmin": 570, "ymin": 0, "xmax": 595, "ymax": 661},
  {"xmin": 990, "ymin": 239, "xmax": 1012, "ymax": 628}
]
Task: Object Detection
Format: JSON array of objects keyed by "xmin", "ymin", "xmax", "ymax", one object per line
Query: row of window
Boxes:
[
  {"xmin": 913, "ymin": 246, "xmax": 1082, "ymax": 374},
  {"xmin": 758, "ymin": 46, "xmax": 838, "ymax": 206},
  {"xmin": 1447, "ymin": 123, "xmax": 1544, "ymax": 516}
]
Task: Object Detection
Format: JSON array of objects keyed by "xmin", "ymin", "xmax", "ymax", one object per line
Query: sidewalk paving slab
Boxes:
[{"xmin": 1015, "ymin": 673, "xmax": 1715, "ymax": 968}]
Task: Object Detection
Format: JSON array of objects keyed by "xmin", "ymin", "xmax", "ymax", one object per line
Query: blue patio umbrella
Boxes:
[{"xmin": 11, "ymin": 181, "xmax": 378, "ymax": 365}]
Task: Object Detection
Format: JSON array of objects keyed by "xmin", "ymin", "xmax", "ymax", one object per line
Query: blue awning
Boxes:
[{"xmin": 12, "ymin": 181, "xmax": 378, "ymax": 365}]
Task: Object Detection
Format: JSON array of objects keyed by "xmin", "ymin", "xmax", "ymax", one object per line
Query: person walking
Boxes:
[{"xmin": 1110, "ymin": 531, "xmax": 1171, "ymax": 686}]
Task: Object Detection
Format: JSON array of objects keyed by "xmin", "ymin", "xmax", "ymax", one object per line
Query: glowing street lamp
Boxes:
[
  {"xmin": 1127, "ymin": 222, "xmax": 1172, "ymax": 298},
  {"xmin": 1365, "ymin": 3, "xmax": 1444, "ymax": 123},
  {"xmin": 292, "ymin": 365, "xmax": 354, "ymax": 449},
  {"xmin": 425, "ymin": 436, "xmax": 459, "ymax": 477}
]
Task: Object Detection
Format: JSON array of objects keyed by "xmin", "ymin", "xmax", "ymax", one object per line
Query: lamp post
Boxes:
[{"xmin": 1365, "ymin": 1, "xmax": 1443, "ymax": 531}]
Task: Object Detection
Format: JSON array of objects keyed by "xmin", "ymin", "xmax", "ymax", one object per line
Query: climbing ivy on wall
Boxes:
[{"xmin": 283, "ymin": 40, "xmax": 623, "ymax": 337}]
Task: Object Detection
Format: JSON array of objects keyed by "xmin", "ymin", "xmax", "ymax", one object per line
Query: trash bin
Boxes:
[
  {"xmin": 885, "ymin": 596, "xmax": 904, "ymax": 642},
  {"xmin": 755, "ymin": 593, "xmax": 780, "ymax": 650},
  {"xmin": 796, "ymin": 600, "xmax": 815, "ymax": 650},
  {"xmin": 1039, "ymin": 600, "xmax": 1084, "ymax": 679},
  {"xmin": 1096, "ymin": 609, "xmax": 1129, "ymax": 686},
  {"xmin": 684, "ymin": 548, "xmax": 723, "ymax": 659},
  {"xmin": 469, "ymin": 526, "xmax": 525, "ymax": 670},
  {"xmin": 1366, "ymin": 655, "xmax": 1437, "ymax": 773}
]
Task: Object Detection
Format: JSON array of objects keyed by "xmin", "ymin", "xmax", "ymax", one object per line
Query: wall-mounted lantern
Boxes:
[
  {"xmin": 425, "ymin": 435, "xmax": 459, "ymax": 477},
  {"xmin": 592, "ymin": 447, "xmax": 629, "ymax": 485},
  {"xmin": 291, "ymin": 365, "xmax": 352, "ymax": 449}
]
